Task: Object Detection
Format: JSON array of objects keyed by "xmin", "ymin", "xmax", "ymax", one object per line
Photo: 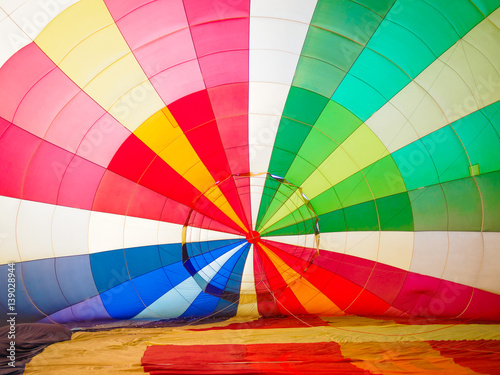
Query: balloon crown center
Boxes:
[{"xmin": 246, "ymin": 230, "xmax": 261, "ymax": 244}]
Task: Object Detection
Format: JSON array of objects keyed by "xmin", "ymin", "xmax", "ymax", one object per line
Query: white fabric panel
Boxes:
[
  {"xmin": 250, "ymin": 17, "xmax": 308, "ymax": 55},
  {"xmin": 248, "ymin": 113, "xmax": 281, "ymax": 175},
  {"xmin": 249, "ymin": 82, "xmax": 290, "ymax": 115},
  {"xmin": 250, "ymin": 0, "xmax": 317, "ymax": 23},
  {"xmin": 0, "ymin": 195, "xmax": 21, "ymax": 264},
  {"xmin": 157, "ymin": 221, "xmax": 183, "ymax": 245},
  {"xmin": 123, "ymin": 216, "xmax": 159, "ymax": 249},
  {"xmin": 88, "ymin": 211, "xmax": 125, "ymax": 254},
  {"xmin": 410, "ymin": 231, "xmax": 449, "ymax": 279},
  {"xmin": 345, "ymin": 231, "xmax": 380, "ymax": 262},
  {"xmin": 0, "ymin": 0, "xmax": 79, "ymax": 67},
  {"xmin": 249, "ymin": 175, "xmax": 266, "ymax": 227},
  {"xmin": 184, "ymin": 226, "xmax": 242, "ymax": 243},
  {"xmin": 443, "ymin": 231, "xmax": 484, "ymax": 287},
  {"xmin": 16, "ymin": 199, "xmax": 55, "ymax": 261},
  {"xmin": 135, "ymin": 277, "xmax": 201, "ymax": 319},
  {"xmin": 477, "ymin": 232, "xmax": 500, "ymax": 294},
  {"xmin": 367, "ymin": 10, "xmax": 500, "ymax": 152},
  {"xmin": 52, "ymin": 205, "xmax": 90, "ymax": 257},
  {"xmin": 319, "ymin": 232, "xmax": 347, "ymax": 253},
  {"xmin": 250, "ymin": 50, "xmax": 301, "ymax": 85},
  {"xmin": 377, "ymin": 231, "xmax": 414, "ymax": 271},
  {"xmin": 0, "ymin": 14, "xmax": 30, "ymax": 68}
]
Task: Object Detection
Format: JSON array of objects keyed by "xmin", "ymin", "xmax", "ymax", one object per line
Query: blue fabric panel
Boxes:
[
  {"xmin": 21, "ymin": 259, "xmax": 69, "ymax": 316},
  {"xmin": 159, "ymin": 243, "xmax": 183, "ymax": 266},
  {"xmin": 187, "ymin": 240, "xmax": 246, "ymax": 274},
  {"xmin": 214, "ymin": 298, "xmax": 238, "ymax": 317},
  {"xmin": 90, "ymin": 249, "xmax": 128, "ymax": 294},
  {"xmin": 224, "ymin": 245, "xmax": 250, "ymax": 293},
  {"xmin": 125, "ymin": 245, "xmax": 163, "ymax": 279},
  {"xmin": 55, "ymin": 255, "xmax": 99, "ymax": 305},
  {"xmin": 179, "ymin": 292, "xmax": 222, "ymax": 318},
  {"xmin": 209, "ymin": 244, "xmax": 249, "ymax": 291},
  {"xmin": 0, "ymin": 263, "xmax": 46, "ymax": 323}
]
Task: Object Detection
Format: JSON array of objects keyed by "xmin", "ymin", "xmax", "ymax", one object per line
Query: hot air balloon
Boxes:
[{"xmin": 1, "ymin": 0, "xmax": 500, "ymax": 373}]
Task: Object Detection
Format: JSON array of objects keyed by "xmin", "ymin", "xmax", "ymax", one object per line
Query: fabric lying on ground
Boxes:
[
  {"xmin": 23, "ymin": 316, "xmax": 500, "ymax": 374},
  {"xmin": 0, "ymin": 323, "xmax": 71, "ymax": 375}
]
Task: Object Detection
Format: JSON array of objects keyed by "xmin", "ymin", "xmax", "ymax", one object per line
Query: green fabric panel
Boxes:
[
  {"xmin": 409, "ymin": 185, "xmax": 448, "ymax": 231},
  {"xmin": 392, "ymin": 140, "xmax": 438, "ymax": 190},
  {"xmin": 301, "ymin": 26, "xmax": 362, "ymax": 72},
  {"xmin": 348, "ymin": 48, "xmax": 411, "ymax": 100},
  {"xmin": 366, "ymin": 20, "xmax": 435, "ymax": 78},
  {"xmin": 421, "ymin": 126, "xmax": 470, "ymax": 183},
  {"xmin": 315, "ymin": 101, "xmax": 363, "ymax": 141},
  {"xmin": 264, "ymin": 217, "xmax": 318, "ymax": 237},
  {"xmin": 267, "ymin": 148, "xmax": 295, "ymax": 179},
  {"xmin": 376, "ymin": 192, "xmax": 414, "ymax": 231},
  {"xmin": 476, "ymin": 171, "xmax": 500, "ymax": 231},
  {"xmin": 356, "ymin": 0, "xmax": 397, "ymax": 15},
  {"xmin": 282, "ymin": 87, "xmax": 329, "ymax": 125},
  {"xmin": 428, "ymin": 0, "xmax": 484, "ymax": 37},
  {"xmin": 285, "ymin": 154, "xmax": 317, "ymax": 186},
  {"xmin": 333, "ymin": 172, "xmax": 373, "ymax": 208},
  {"xmin": 261, "ymin": 205, "xmax": 316, "ymax": 236},
  {"xmin": 332, "ymin": 74, "xmax": 387, "ymax": 121},
  {"xmin": 363, "ymin": 155, "xmax": 407, "ymax": 199},
  {"xmin": 472, "ymin": 0, "xmax": 500, "ymax": 15},
  {"xmin": 319, "ymin": 209, "xmax": 347, "ymax": 233},
  {"xmin": 311, "ymin": 0, "xmax": 385, "ymax": 44},
  {"xmin": 344, "ymin": 200, "xmax": 379, "ymax": 231},
  {"xmin": 292, "ymin": 56, "xmax": 345, "ymax": 98},
  {"xmin": 311, "ymin": 188, "xmax": 342, "ymax": 216},
  {"xmin": 452, "ymin": 109, "xmax": 500, "ymax": 175},
  {"xmin": 257, "ymin": 182, "xmax": 297, "ymax": 232},
  {"xmin": 441, "ymin": 177, "xmax": 482, "ymax": 231},
  {"xmin": 480, "ymin": 100, "xmax": 500, "ymax": 138}
]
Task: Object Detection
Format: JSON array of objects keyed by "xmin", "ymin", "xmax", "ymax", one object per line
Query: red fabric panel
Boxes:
[
  {"xmin": 364, "ymin": 262, "xmax": 408, "ymax": 306},
  {"xmin": 189, "ymin": 316, "xmax": 329, "ymax": 331},
  {"xmin": 255, "ymin": 243, "xmax": 307, "ymax": 316},
  {"xmin": 0, "ymin": 117, "xmax": 10, "ymax": 137},
  {"xmin": 127, "ymin": 184, "xmax": 169, "ymax": 222},
  {"xmin": 0, "ymin": 125, "xmax": 41, "ymax": 199},
  {"xmin": 92, "ymin": 170, "xmax": 137, "ymax": 215},
  {"xmin": 168, "ymin": 90, "xmax": 215, "ymax": 133},
  {"xmin": 142, "ymin": 342, "xmax": 370, "ymax": 374},
  {"xmin": 198, "ymin": 50, "xmax": 249, "ymax": 88},
  {"xmin": 190, "ymin": 18, "xmax": 249, "ymax": 57},
  {"xmin": 459, "ymin": 288, "xmax": 500, "ymax": 322},
  {"xmin": 57, "ymin": 155, "xmax": 106, "ymax": 210},
  {"xmin": 182, "ymin": 0, "xmax": 250, "ymax": 24},
  {"xmin": 253, "ymin": 245, "xmax": 280, "ymax": 316},
  {"xmin": 428, "ymin": 340, "xmax": 500, "ymax": 374},
  {"xmin": 107, "ymin": 134, "xmax": 157, "ymax": 183}
]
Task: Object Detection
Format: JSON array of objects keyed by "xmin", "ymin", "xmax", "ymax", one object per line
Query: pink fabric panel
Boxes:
[
  {"xmin": 22, "ymin": 141, "xmax": 71, "ymax": 205},
  {"xmin": 0, "ymin": 43, "xmax": 55, "ymax": 122},
  {"xmin": 110, "ymin": 0, "xmax": 188, "ymax": 50},
  {"xmin": 0, "ymin": 117, "xmax": 10, "ymax": 138},
  {"xmin": 76, "ymin": 113, "xmax": 130, "ymax": 168},
  {"xmin": 198, "ymin": 50, "xmax": 248, "ymax": 88},
  {"xmin": 208, "ymin": 83, "xmax": 248, "ymax": 118},
  {"xmin": 57, "ymin": 156, "xmax": 106, "ymax": 210},
  {"xmin": 14, "ymin": 68, "xmax": 80, "ymax": 138},
  {"xmin": 190, "ymin": 18, "xmax": 249, "ymax": 57},
  {"xmin": 216, "ymin": 116, "xmax": 249, "ymax": 173},
  {"xmin": 128, "ymin": 183, "xmax": 168, "ymax": 221},
  {"xmin": 92, "ymin": 170, "xmax": 137, "ymax": 215},
  {"xmin": 150, "ymin": 60, "xmax": 205, "ymax": 105},
  {"xmin": 182, "ymin": 0, "xmax": 250, "ymax": 24},
  {"xmin": 103, "ymin": 0, "xmax": 154, "ymax": 20},
  {"xmin": 45, "ymin": 90, "xmax": 107, "ymax": 154},
  {"xmin": 0, "ymin": 125, "xmax": 41, "ymax": 199},
  {"xmin": 134, "ymin": 28, "xmax": 197, "ymax": 77}
]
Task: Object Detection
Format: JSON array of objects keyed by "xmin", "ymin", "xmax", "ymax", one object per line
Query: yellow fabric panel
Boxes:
[
  {"xmin": 261, "ymin": 244, "xmax": 343, "ymax": 315},
  {"xmin": 134, "ymin": 109, "xmax": 246, "ymax": 231},
  {"xmin": 340, "ymin": 341, "xmax": 478, "ymax": 374},
  {"xmin": 34, "ymin": 0, "xmax": 114, "ymax": 65},
  {"xmin": 257, "ymin": 187, "xmax": 306, "ymax": 231}
]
